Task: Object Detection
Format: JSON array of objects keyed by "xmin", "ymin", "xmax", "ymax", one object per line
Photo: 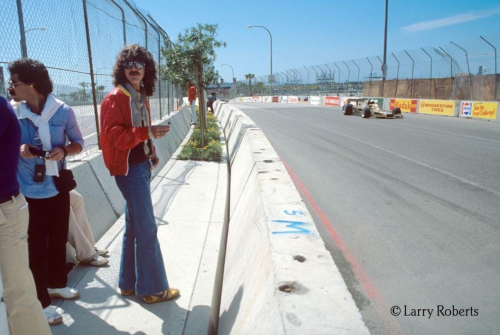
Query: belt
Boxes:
[{"xmin": 0, "ymin": 191, "xmax": 20, "ymax": 205}]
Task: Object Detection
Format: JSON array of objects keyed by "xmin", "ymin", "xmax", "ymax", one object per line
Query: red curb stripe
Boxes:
[{"xmin": 281, "ymin": 158, "xmax": 405, "ymax": 335}]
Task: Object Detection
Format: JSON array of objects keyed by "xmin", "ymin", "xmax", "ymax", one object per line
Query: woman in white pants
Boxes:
[{"xmin": 68, "ymin": 190, "xmax": 109, "ymax": 266}]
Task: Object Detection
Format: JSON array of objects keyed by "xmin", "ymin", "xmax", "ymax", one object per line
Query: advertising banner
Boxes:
[
  {"xmin": 237, "ymin": 97, "xmax": 243, "ymax": 103},
  {"xmin": 389, "ymin": 99, "xmax": 418, "ymax": 113},
  {"xmin": 324, "ymin": 96, "xmax": 340, "ymax": 106},
  {"xmin": 310, "ymin": 96, "xmax": 320, "ymax": 105},
  {"xmin": 288, "ymin": 96, "xmax": 298, "ymax": 104},
  {"xmin": 419, "ymin": 100, "xmax": 456, "ymax": 116},
  {"xmin": 243, "ymin": 97, "xmax": 251, "ymax": 102},
  {"xmin": 272, "ymin": 96, "xmax": 279, "ymax": 103},
  {"xmin": 298, "ymin": 96, "xmax": 309, "ymax": 103},
  {"xmin": 264, "ymin": 96, "xmax": 272, "ymax": 102},
  {"xmin": 280, "ymin": 96, "xmax": 288, "ymax": 103},
  {"xmin": 471, "ymin": 101, "xmax": 498, "ymax": 119}
]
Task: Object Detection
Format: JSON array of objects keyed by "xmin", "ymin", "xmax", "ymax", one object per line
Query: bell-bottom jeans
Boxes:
[{"xmin": 115, "ymin": 160, "xmax": 169, "ymax": 296}]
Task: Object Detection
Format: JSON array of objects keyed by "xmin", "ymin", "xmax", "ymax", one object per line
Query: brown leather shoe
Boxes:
[
  {"xmin": 120, "ymin": 289, "xmax": 135, "ymax": 296},
  {"xmin": 142, "ymin": 288, "xmax": 180, "ymax": 304}
]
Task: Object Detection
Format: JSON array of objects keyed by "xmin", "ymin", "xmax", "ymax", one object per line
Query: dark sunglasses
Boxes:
[{"xmin": 122, "ymin": 61, "xmax": 145, "ymax": 70}]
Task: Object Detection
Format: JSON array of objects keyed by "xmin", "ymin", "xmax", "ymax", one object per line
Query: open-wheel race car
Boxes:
[{"xmin": 343, "ymin": 98, "xmax": 403, "ymax": 119}]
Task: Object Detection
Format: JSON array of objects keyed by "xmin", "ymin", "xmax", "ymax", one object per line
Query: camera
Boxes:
[{"xmin": 29, "ymin": 147, "xmax": 50, "ymax": 158}]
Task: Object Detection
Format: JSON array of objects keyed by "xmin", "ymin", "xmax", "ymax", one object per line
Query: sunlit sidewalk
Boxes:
[{"xmin": 51, "ymin": 130, "xmax": 227, "ymax": 335}]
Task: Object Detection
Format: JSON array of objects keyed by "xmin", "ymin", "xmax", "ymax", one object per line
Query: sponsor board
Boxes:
[
  {"xmin": 419, "ymin": 100, "xmax": 456, "ymax": 116},
  {"xmin": 280, "ymin": 96, "xmax": 288, "ymax": 103},
  {"xmin": 298, "ymin": 96, "xmax": 309, "ymax": 103},
  {"xmin": 237, "ymin": 97, "xmax": 243, "ymax": 103},
  {"xmin": 324, "ymin": 96, "xmax": 340, "ymax": 107},
  {"xmin": 310, "ymin": 96, "xmax": 320, "ymax": 105},
  {"xmin": 272, "ymin": 96, "xmax": 279, "ymax": 103},
  {"xmin": 389, "ymin": 98, "xmax": 418, "ymax": 113},
  {"xmin": 258, "ymin": 96, "xmax": 263, "ymax": 102},
  {"xmin": 471, "ymin": 101, "xmax": 497, "ymax": 119},
  {"xmin": 243, "ymin": 97, "xmax": 251, "ymax": 103},
  {"xmin": 264, "ymin": 96, "xmax": 272, "ymax": 102},
  {"xmin": 288, "ymin": 96, "xmax": 298, "ymax": 104},
  {"xmin": 252, "ymin": 96, "xmax": 259, "ymax": 102}
]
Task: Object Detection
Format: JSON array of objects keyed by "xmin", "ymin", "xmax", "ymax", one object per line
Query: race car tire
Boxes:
[
  {"xmin": 344, "ymin": 104, "xmax": 353, "ymax": 115},
  {"xmin": 362, "ymin": 107, "xmax": 371, "ymax": 118},
  {"xmin": 392, "ymin": 107, "xmax": 402, "ymax": 115}
]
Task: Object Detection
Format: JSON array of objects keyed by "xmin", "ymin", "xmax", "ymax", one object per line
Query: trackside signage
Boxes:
[
  {"xmin": 310, "ymin": 96, "xmax": 320, "ymax": 105},
  {"xmin": 389, "ymin": 98, "xmax": 418, "ymax": 113},
  {"xmin": 298, "ymin": 96, "xmax": 309, "ymax": 103},
  {"xmin": 272, "ymin": 96, "xmax": 279, "ymax": 103},
  {"xmin": 325, "ymin": 96, "xmax": 340, "ymax": 106},
  {"xmin": 471, "ymin": 101, "xmax": 497, "ymax": 119},
  {"xmin": 419, "ymin": 100, "xmax": 455, "ymax": 116},
  {"xmin": 288, "ymin": 96, "xmax": 298, "ymax": 104}
]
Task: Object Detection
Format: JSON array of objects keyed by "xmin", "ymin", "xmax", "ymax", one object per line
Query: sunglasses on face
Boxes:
[
  {"xmin": 7, "ymin": 81, "xmax": 26, "ymax": 89},
  {"xmin": 122, "ymin": 61, "xmax": 145, "ymax": 70}
]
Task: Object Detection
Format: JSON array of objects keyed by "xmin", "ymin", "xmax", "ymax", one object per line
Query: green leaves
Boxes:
[{"xmin": 161, "ymin": 23, "xmax": 226, "ymax": 90}]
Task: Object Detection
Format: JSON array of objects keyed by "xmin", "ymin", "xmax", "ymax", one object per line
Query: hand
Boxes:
[
  {"xmin": 150, "ymin": 154, "xmax": 159, "ymax": 170},
  {"xmin": 46, "ymin": 147, "xmax": 65, "ymax": 161},
  {"xmin": 151, "ymin": 125, "xmax": 170, "ymax": 139},
  {"xmin": 20, "ymin": 144, "xmax": 36, "ymax": 159}
]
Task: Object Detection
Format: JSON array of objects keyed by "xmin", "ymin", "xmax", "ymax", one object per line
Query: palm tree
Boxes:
[
  {"xmin": 97, "ymin": 85, "xmax": 105, "ymax": 101},
  {"xmin": 245, "ymin": 73, "xmax": 255, "ymax": 95}
]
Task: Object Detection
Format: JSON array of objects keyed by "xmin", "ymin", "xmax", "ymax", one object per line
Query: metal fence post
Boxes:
[
  {"xmin": 392, "ymin": 53, "xmax": 400, "ymax": 97},
  {"xmin": 82, "ymin": 0, "xmax": 100, "ymax": 149},
  {"xmin": 352, "ymin": 60, "xmax": 360, "ymax": 90},
  {"xmin": 343, "ymin": 61, "xmax": 350, "ymax": 93},
  {"xmin": 421, "ymin": 47, "xmax": 433, "ymax": 98},
  {"xmin": 334, "ymin": 62, "xmax": 341, "ymax": 88},
  {"xmin": 480, "ymin": 36, "xmax": 497, "ymax": 101},
  {"xmin": 451, "ymin": 41, "xmax": 473, "ymax": 100},
  {"xmin": 303, "ymin": 65, "xmax": 309, "ymax": 85},
  {"xmin": 404, "ymin": 50, "xmax": 415, "ymax": 98},
  {"xmin": 16, "ymin": 0, "xmax": 27, "ymax": 58},
  {"xmin": 366, "ymin": 57, "xmax": 373, "ymax": 94},
  {"xmin": 109, "ymin": 0, "xmax": 126, "ymax": 46}
]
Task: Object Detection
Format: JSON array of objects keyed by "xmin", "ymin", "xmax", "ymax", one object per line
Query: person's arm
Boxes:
[{"xmin": 47, "ymin": 106, "xmax": 84, "ymax": 161}]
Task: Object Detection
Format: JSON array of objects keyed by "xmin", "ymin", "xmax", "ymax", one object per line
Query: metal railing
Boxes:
[
  {"xmin": 1, "ymin": 0, "xmax": 184, "ymax": 158},
  {"xmin": 236, "ymin": 34, "xmax": 500, "ymax": 101}
]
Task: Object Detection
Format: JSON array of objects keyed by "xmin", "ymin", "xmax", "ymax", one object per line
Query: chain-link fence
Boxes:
[
  {"xmin": 0, "ymin": 0, "xmax": 184, "ymax": 159},
  {"xmin": 236, "ymin": 34, "xmax": 499, "ymax": 101}
]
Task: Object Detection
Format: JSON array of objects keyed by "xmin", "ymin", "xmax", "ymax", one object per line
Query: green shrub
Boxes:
[{"xmin": 178, "ymin": 112, "xmax": 222, "ymax": 161}]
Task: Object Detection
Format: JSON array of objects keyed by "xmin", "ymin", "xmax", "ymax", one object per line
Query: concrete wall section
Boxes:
[{"xmin": 215, "ymin": 102, "xmax": 369, "ymax": 334}]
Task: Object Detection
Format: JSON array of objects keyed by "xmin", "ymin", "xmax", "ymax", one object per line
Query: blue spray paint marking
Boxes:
[
  {"xmin": 284, "ymin": 210, "xmax": 305, "ymax": 216},
  {"xmin": 271, "ymin": 220, "xmax": 311, "ymax": 234}
]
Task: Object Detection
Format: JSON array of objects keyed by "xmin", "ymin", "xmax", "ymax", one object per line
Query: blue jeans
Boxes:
[{"xmin": 115, "ymin": 161, "xmax": 169, "ymax": 296}]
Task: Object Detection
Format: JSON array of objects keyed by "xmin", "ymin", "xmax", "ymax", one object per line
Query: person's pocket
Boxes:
[
  {"xmin": 0, "ymin": 207, "xmax": 7, "ymax": 226},
  {"xmin": 17, "ymin": 201, "xmax": 29, "ymax": 240}
]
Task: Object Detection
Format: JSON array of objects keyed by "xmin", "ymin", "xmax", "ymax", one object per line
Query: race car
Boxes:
[{"xmin": 343, "ymin": 98, "xmax": 403, "ymax": 119}]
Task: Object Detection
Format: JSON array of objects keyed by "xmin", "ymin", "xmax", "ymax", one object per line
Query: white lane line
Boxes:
[{"xmin": 298, "ymin": 116, "xmax": 500, "ymax": 199}]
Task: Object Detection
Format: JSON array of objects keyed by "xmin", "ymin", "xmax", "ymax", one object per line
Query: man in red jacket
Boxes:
[
  {"xmin": 187, "ymin": 79, "xmax": 197, "ymax": 125},
  {"xmin": 100, "ymin": 44, "xmax": 179, "ymax": 304}
]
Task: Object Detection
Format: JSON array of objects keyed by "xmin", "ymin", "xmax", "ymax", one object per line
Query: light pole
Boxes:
[
  {"xmin": 221, "ymin": 64, "xmax": 235, "ymax": 83},
  {"xmin": 381, "ymin": 0, "xmax": 389, "ymax": 97},
  {"xmin": 247, "ymin": 25, "xmax": 273, "ymax": 93},
  {"xmin": 20, "ymin": 27, "xmax": 45, "ymax": 58}
]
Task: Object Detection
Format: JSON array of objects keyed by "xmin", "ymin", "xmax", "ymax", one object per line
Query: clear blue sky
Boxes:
[{"xmin": 136, "ymin": 0, "xmax": 500, "ymax": 82}]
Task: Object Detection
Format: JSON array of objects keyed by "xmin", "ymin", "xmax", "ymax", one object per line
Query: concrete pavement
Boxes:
[{"xmin": 51, "ymin": 124, "xmax": 227, "ymax": 335}]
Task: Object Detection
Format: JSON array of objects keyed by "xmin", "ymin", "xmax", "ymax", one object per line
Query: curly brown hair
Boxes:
[
  {"xmin": 8, "ymin": 58, "xmax": 53, "ymax": 96},
  {"xmin": 112, "ymin": 44, "xmax": 157, "ymax": 96}
]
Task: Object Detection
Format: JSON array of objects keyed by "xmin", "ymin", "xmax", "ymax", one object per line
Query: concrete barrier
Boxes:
[{"xmin": 215, "ymin": 102, "xmax": 368, "ymax": 334}]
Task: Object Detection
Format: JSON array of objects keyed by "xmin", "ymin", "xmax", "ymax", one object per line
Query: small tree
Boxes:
[
  {"xmin": 161, "ymin": 23, "xmax": 226, "ymax": 146},
  {"xmin": 245, "ymin": 73, "xmax": 255, "ymax": 95},
  {"xmin": 97, "ymin": 85, "xmax": 105, "ymax": 101}
]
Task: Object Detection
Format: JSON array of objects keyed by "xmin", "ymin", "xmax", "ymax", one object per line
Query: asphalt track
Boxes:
[{"xmin": 232, "ymin": 102, "xmax": 500, "ymax": 335}]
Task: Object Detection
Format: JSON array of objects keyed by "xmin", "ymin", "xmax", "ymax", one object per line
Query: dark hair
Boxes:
[
  {"xmin": 112, "ymin": 44, "xmax": 157, "ymax": 96},
  {"xmin": 8, "ymin": 58, "xmax": 53, "ymax": 96}
]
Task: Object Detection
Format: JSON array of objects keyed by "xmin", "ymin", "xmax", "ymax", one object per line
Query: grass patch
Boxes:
[{"xmin": 178, "ymin": 111, "xmax": 222, "ymax": 162}]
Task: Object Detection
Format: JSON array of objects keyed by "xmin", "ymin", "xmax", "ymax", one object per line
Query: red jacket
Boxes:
[
  {"xmin": 100, "ymin": 85, "xmax": 153, "ymax": 176},
  {"xmin": 188, "ymin": 85, "xmax": 197, "ymax": 102}
]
